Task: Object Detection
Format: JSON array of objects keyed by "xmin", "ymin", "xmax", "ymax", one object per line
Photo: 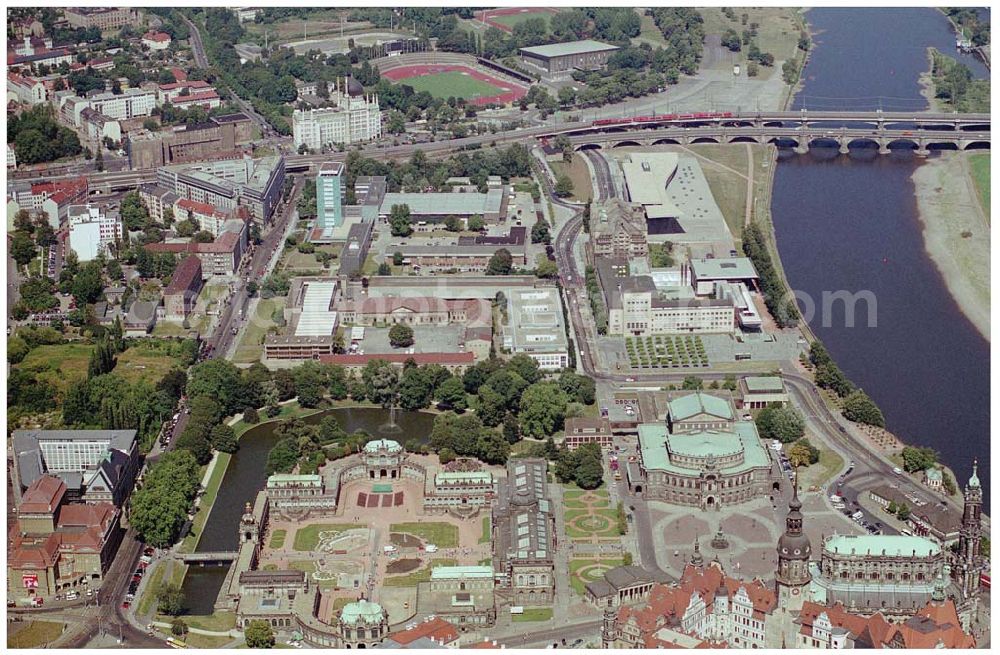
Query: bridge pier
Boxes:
[
  {"xmin": 838, "ymin": 142, "xmax": 850, "ymax": 155},
  {"xmin": 915, "ymin": 148, "xmax": 930, "ymax": 157},
  {"xmin": 793, "ymin": 145, "xmax": 809, "ymax": 155},
  {"xmin": 878, "ymin": 144, "xmax": 891, "ymax": 155}
]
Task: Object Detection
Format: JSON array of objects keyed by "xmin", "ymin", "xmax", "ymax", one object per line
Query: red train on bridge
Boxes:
[{"xmin": 592, "ymin": 112, "xmax": 734, "ymax": 127}]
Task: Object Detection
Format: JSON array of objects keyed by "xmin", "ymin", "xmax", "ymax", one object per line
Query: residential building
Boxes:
[
  {"xmin": 810, "ymin": 534, "xmax": 945, "ymax": 616},
  {"xmin": 563, "ymin": 417, "xmax": 614, "ymax": 450},
  {"xmin": 7, "ymin": 72, "xmax": 47, "ymax": 105},
  {"xmin": 604, "ymin": 558, "xmax": 778, "ymax": 649},
  {"xmin": 141, "ymin": 31, "xmax": 171, "ymax": 50},
  {"xmin": 7, "ymin": 47, "xmax": 74, "ymax": 70},
  {"xmin": 11, "ymin": 429, "xmax": 140, "ymax": 508},
  {"xmin": 86, "ymin": 88, "xmax": 157, "ymax": 121},
  {"xmin": 162, "ymin": 255, "xmax": 203, "ymax": 321},
  {"xmin": 7, "ymin": 476, "xmax": 124, "ymax": 604},
  {"xmin": 501, "ymin": 287, "xmax": 569, "ymax": 370},
  {"xmin": 138, "ymin": 184, "xmax": 180, "ymax": 223},
  {"xmin": 123, "ymin": 299, "xmax": 159, "ymax": 336},
  {"xmin": 519, "ymin": 39, "xmax": 619, "ymax": 74},
  {"xmin": 156, "ymin": 155, "xmax": 286, "ymax": 225},
  {"xmin": 175, "ymin": 198, "xmax": 237, "ymax": 237},
  {"xmin": 232, "ymin": 7, "xmax": 262, "ymax": 23},
  {"xmin": 317, "ymin": 161, "xmax": 344, "ymax": 229},
  {"xmin": 8, "ymin": 176, "xmax": 89, "ymax": 228},
  {"xmin": 78, "ymin": 107, "xmax": 122, "ymax": 143},
  {"xmin": 63, "ymin": 7, "xmax": 140, "ymax": 30},
  {"xmin": 143, "ymin": 218, "xmax": 248, "ymax": 276},
  {"xmin": 739, "ymin": 376, "xmax": 789, "ymax": 409},
  {"xmin": 491, "ymin": 458, "xmax": 556, "ymax": 605},
  {"xmin": 631, "ymin": 392, "xmax": 778, "ymax": 508},
  {"xmin": 417, "ymin": 566, "xmax": 497, "ymax": 627},
  {"xmin": 68, "ymin": 203, "xmax": 122, "ymax": 262},
  {"xmin": 588, "ymin": 197, "xmax": 648, "ymax": 260},
  {"xmin": 292, "ymin": 78, "xmax": 382, "ymax": 150},
  {"xmin": 8, "ymin": 144, "xmax": 16, "ymax": 169},
  {"xmin": 157, "ymin": 80, "xmax": 214, "ymax": 104}
]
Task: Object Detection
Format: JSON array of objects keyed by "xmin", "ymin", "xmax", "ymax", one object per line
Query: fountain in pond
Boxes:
[{"xmin": 378, "ymin": 402, "xmax": 403, "ymax": 435}]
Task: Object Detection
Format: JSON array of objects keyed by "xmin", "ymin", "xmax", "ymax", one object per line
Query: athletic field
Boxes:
[
  {"xmin": 382, "ymin": 64, "xmax": 527, "ymax": 106},
  {"xmin": 475, "ymin": 7, "xmax": 561, "ymax": 32}
]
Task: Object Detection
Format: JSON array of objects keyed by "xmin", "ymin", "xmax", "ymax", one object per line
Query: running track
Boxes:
[{"xmin": 382, "ymin": 64, "xmax": 528, "ymax": 106}]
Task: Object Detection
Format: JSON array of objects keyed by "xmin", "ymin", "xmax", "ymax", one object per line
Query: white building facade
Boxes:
[
  {"xmin": 293, "ymin": 83, "xmax": 381, "ymax": 151},
  {"xmin": 68, "ymin": 205, "xmax": 122, "ymax": 261}
]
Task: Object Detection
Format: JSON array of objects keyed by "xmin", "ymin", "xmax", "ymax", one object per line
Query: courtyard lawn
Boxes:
[
  {"xmin": 393, "ymin": 71, "xmax": 503, "ymax": 102},
  {"xmin": 384, "ymin": 558, "xmax": 458, "ymax": 587},
  {"xmin": 18, "ymin": 343, "xmax": 93, "ymax": 395},
  {"xmin": 389, "ymin": 522, "xmax": 459, "ymax": 548},
  {"xmin": 292, "ymin": 523, "xmax": 364, "ymax": 552},
  {"xmin": 569, "ymin": 558, "xmax": 624, "ymax": 596},
  {"xmin": 969, "ymin": 153, "xmax": 990, "ymax": 218},
  {"xmin": 564, "ymin": 508, "xmax": 621, "ymax": 539},
  {"xmin": 479, "ymin": 516, "xmax": 492, "ymax": 544},
  {"xmin": 7, "ymin": 621, "xmax": 65, "ymax": 648},
  {"xmin": 269, "ymin": 529, "xmax": 287, "ymax": 549},
  {"xmin": 512, "ymin": 607, "xmax": 554, "ymax": 622}
]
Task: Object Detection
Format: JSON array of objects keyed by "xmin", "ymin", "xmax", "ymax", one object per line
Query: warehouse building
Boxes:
[
  {"xmin": 519, "ymin": 39, "xmax": 619, "ymax": 74},
  {"xmin": 379, "ymin": 189, "xmax": 506, "ymax": 224}
]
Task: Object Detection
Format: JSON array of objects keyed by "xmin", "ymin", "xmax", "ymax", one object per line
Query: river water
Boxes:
[
  {"xmin": 181, "ymin": 406, "xmax": 436, "ymax": 615},
  {"xmin": 770, "ymin": 7, "xmax": 990, "ymax": 505}
]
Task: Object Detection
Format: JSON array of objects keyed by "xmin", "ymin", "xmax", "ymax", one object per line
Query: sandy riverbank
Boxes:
[{"xmin": 912, "ymin": 153, "xmax": 990, "ymax": 341}]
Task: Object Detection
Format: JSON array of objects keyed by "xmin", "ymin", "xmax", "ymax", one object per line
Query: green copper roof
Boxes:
[
  {"xmin": 363, "ymin": 439, "xmax": 402, "ymax": 454},
  {"xmin": 969, "ymin": 461, "xmax": 980, "ymax": 489},
  {"xmin": 743, "ymin": 376, "xmax": 785, "ymax": 392},
  {"xmin": 668, "ymin": 393, "xmax": 734, "ymax": 422},
  {"xmin": 824, "ymin": 535, "xmax": 940, "ymax": 558},
  {"xmin": 638, "ymin": 421, "xmax": 769, "ymax": 474},
  {"xmin": 340, "ymin": 600, "xmax": 385, "ymax": 625}
]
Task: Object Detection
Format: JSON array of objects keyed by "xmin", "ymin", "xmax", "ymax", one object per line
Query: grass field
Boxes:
[
  {"xmin": 969, "ymin": 152, "xmax": 990, "ymax": 217},
  {"xmin": 185, "ymin": 634, "xmax": 233, "ymax": 649},
  {"xmin": 395, "ymin": 71, "xmax": 503, "ymax": 101},
  {"xmin": 269, "ymin": 529, "xmax": 287, "ymax": 549},
  {"xmin": 115, "ymin": 347, "xmax": 185, "ymax": 386},
  {"xmin": 389, "ymin": 522, "xmax": 459, "ymax": 548},
  {"xmin": 19, "ymin": 343, "xmax": 93, "ymax": 395},
  {"xmin": 233, "ymin": 297, "xmax": 285, "ymax": 364},
  {"xmin": 292, "ymin": 523, "xmax": 363, "ymax": 551},
  {"xmin": 795, "ymin": 441, "xmax": 845, "ymax": 491},
  {"xmin": 479, "ymin": 516, "xmax": 492, "ymax": 544},
  {"xmin": 137, "ymin": 560, "xmax": 169, "ymax": 616},
  {"xmin": 700, "ymin": 7, "xmax": 802, "ymax": 77},
  {"xmin": 549, "ymin": 154, "xmax": 594, "ymax": 203},
  {"xmin": 488, "ymin": 9, "xmax": 558, "ymax": 30},
  {"xmin": 8, "ymin": 620, "xmax": 65, "ymax": 648},
  {"xmin": 569, "ymin": 558, "xmax": 624, "ymax": 596},
  {"xmin": 183, "ymin": 611, "xmax": 237, "ymax": 633},
  {"xmin": 512, "ymin": 607, "xmax": 554, "ymax": 622},
  {"xmin": 384, "ymin": 558, "xmax": 458, "ymax": 587}
]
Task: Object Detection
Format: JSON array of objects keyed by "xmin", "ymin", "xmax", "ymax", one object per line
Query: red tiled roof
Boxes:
[
  {"xmin": 320, "ymin": 352, "xmax": 476, "ymax": 366},
  {"xmin": 57, "ymin": 502, "xmax": 115, "ymax": 530},
  {"xmin": 389, "ymin": 617, "xmax": 459, "ymax": 646},
  {"xmin": 163, "ymin": 255, "xmax": 202, "ymax": 295},
  {"xmin": 176, "ymin": 198, "xmax": 228, "ymax": 218},
  {"xmin": 158, "ymin": 79, "xmax": 211, "ymax": 92},
  {"xmin": 172, "ymin": 90, "xmax": 220, "ymax": 105},
  {"xmin": 8, "ymin": 532, "xmax": 61, "ymax": 569},
  {"xmin": 18, "ymin": 475, "xmax": 67, "ymax": 515},
  {"xmin": 170, "ymin": 67, "xmax": 188, "ymax": 82},
  {"xmin": 143, "ymin": 31, "xmax": 171, "ymax": 43}
]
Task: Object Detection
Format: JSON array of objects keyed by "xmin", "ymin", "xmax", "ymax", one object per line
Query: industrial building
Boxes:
[
  {"xmin": 519, "ymin": 39, "xmax": 619, "ymax": 74},
  {"xmin": 126, "ymin": 113, "xmax": 253, "ymax": 169},
  {"xmin": 379, "ymin": 188, "xmax": 506, "ymax": 223},
  {"xmin": 67, "ymin": 203, "xmax": 122, "ymax": 262},
  {"xmin": 156, "ymin": 155, "xmax": 286, "ymax": 225}
]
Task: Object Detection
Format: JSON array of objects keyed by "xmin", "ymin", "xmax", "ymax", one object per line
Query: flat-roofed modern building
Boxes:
[
  {"xmin": 620, "ymin": 152, "xmax": 681, "ymax": 221},
  {"xmin": 502, "ymin": 287, "xmax": 569, "ymax": 370},
  {"xmin": 67, "ymin": 203, "xmax": 122, "ymax": 262},
  {"xmin": 520, "ymin": 39, "xmax": 620, "ymax": 74},
  {"xmin": 739, "ymin": 376, "xmax": 789, "ymax": 409},
  {"xmin": 689, "ymin": 257, "xmax": 759, "ymax": 295},
  {"xmin": 379, "ymin": 189, "xmax": 506, "ymax": 223},
  {"xmin": 317, "ymin": 161, "xmax": 345, "ymax": 229},
  {"xmin": 631, "ymin": 393, "xmax": 778, "ymax": 509}
]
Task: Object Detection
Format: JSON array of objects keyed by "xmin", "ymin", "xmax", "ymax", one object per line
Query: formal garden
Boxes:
[
  {"xmin": 625, "ymin": 335, "xmax": 709, "ymax": 368},
  {"xmin": 569, "ymin": 558, "xmax": 626, "ymax": 596},
  {"xmin": 563, "ymin": 488, "xmax": 625, "ymax": 541}
]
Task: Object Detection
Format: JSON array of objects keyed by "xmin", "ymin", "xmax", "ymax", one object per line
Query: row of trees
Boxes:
[
  {"xmin": 741, "ymin": 222, "xmax": 800, "ymax": 327},
  {"xmin": 8, "ymin": 105, "xmax": 82, "ymax": 165},
  {"xmin": 130, "ymin": 450, "xmax": 202, "ymax": 547}
]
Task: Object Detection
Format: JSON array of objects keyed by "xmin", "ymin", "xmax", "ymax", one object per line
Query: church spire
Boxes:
[{"xmin": 691, "ymin": 536, "xmax": 703, "ymax": 567}]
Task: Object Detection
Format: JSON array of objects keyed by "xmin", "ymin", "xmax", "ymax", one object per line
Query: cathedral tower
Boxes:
[{"xmin": 775, "ymin": 482, "xmax": 811, "ymax": 611}]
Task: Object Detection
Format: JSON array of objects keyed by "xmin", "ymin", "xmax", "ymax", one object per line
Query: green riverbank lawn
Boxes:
[{"xmin": 969, "ymin": 153, "xmax": 990, "ymax": 217}]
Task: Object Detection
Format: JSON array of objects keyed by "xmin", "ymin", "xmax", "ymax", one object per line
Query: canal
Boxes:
[
  {"xmin": 181, "ymin": 406, "xmax": 436, "ymax": 615},
  {"xmin": 770, "ymin": 8, "xmax": 990, "ymax": 505}
]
